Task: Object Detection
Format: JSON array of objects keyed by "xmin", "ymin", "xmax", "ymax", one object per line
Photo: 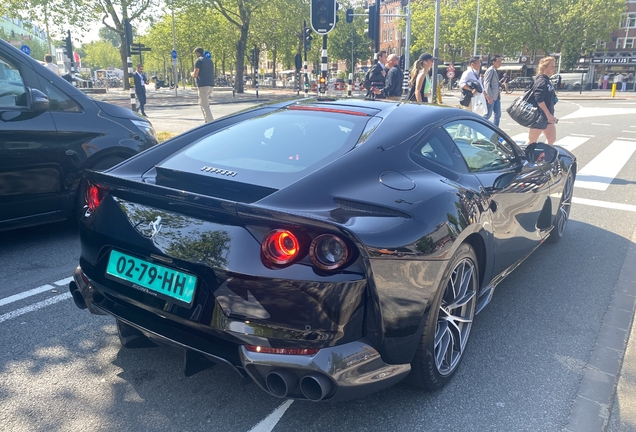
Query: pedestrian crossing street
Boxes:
[{"xmin": 508, "ymin": 132, "xmax": 636, "ymax": 192}]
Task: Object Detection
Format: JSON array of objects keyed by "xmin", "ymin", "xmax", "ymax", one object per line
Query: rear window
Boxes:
[{"xmin": 181, "ymin": 109, "xmax": 366, "ymax": 173}]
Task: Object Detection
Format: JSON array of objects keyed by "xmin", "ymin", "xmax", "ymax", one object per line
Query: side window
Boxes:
[
  {"xmin": 443, "ymin": 120, "xmax": 517, "ymax": 172},
  {"xmin": 0, "ymin": 56, "xmax": 27, "ymax": 108},
  {"xmin": 40, "ymin": 80, "xmax": 80, "ymax": 112},
  {"xmin": 410, "ymin": 127, "xmax": 468, "ymax": 173}
]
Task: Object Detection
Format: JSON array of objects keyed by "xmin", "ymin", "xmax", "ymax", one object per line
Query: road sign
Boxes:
[
  {"xmin": 448, "ymin": 63, "xmax": 455, "ymax": 71},
  {"xmin": 20, "ymin": 45, "xmax": 31, "ymax": 55},
  {"xmin": 171, "ymin": 49, "xmax": 177, "ymax": 59},
  {"xmin": 446, "ymin": 70, "xmax": 455, "ymax": 79},
  {"xmin": 204, "ymin": 51, "xmax": 211, "ymax": 59},
  {"xmin": 172, "ymin": 59, "xmax": 177, "ymax": 66}
]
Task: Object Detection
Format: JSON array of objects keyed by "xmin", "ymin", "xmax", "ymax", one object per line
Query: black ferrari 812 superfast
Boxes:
[{"xmin": 70, "ymin": 98, "xmax": 576, "ymax": 401}]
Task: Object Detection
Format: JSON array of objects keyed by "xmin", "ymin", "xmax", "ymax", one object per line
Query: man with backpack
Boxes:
[{"xmin": 364, "ymin": 50, "xmax": 387, "ymax": 99}]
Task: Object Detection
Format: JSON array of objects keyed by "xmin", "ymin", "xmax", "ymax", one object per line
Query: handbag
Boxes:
[
  {"xmin": 506, "ymin": 88, "xmax": 543, "ymax": 128},
  {"xmin": 472, "ymin": 92, "xmax": 488, "ymax": 115}
]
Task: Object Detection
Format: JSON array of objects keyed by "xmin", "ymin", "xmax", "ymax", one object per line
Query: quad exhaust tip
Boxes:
[
  {"xmin": 266, "ymin": 370, "xmax": 298, "ymax": 398},
  {"xmin": 69, "ymin": 281, "xmax": 87, "ymax": 310},
  {"xmin": 300, "ymin": 374, "xmax": 333, "ymax": 401}
]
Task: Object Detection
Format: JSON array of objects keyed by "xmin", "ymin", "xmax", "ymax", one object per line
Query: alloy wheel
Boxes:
[{"xmin": 434, "ymin": 258, "xmax": 477, "ymax": 376}]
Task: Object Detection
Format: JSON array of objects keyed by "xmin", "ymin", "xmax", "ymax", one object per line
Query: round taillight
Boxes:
[
  {"xmin": 86, "ymin": 184, "xmax": 103, "ymax": 212},
  {"xmin": 262, "ymin": 229, "xmax": 300, "ymax": 265},
  {"xmin": 310, "ymin": 234, "xmax": 349, "ymax": 270}
]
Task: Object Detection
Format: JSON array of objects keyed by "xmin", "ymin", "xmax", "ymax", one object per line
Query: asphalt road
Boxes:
[{"xmin": 1, "ymin": 96, "xmax": 635, "ymax": 431}]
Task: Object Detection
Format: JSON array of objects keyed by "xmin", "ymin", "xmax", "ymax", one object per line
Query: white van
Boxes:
[{"xmin": 551, "ymin": 73, "xmax": 588, "ymax": 90}]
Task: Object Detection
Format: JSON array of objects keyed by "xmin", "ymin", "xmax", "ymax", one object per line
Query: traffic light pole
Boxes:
[
  {"xmin": 303, "ymin": 20, "xmax": 309, "ymax": 98},
  {"xmin": 320, "ymin": 35, "xmax": 328, "ymax": 94},
  {"xmin": 123, "ymin": 19, "xmax": 136, "ymax": 113}
]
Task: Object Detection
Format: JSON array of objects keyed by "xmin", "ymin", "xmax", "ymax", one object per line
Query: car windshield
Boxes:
[{"xmin": 178, "ymin": 108, "xmax": 367, "ymax": 173}]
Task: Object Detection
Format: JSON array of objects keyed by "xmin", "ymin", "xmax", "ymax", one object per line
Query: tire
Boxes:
[
  {"xmin": 410, "ymin": 243, "xmax": 479, "ymax": 390},
  {"xmin": 547, "ymin": 170, "xmax": 574, "ymax": 244}
]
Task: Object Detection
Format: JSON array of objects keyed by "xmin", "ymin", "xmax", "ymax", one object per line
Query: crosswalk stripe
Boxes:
[
  {"xmin": 552, "ymin": 136, "xmax": 590, "ymax": 152},
  {"xmin": 575, "ymin": 140, "xmax": 636, "ymax": 191},
  {"xmin": 510, "ymin": 133, "xmax": 527, "ymax": 143}
]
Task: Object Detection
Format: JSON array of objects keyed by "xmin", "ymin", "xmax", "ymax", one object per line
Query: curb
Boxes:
[{"xmin": 564, "ymin": 226, "xmax": 636, "ymax": 431}]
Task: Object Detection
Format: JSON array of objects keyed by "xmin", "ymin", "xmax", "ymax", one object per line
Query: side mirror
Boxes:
[
  {"xmin": 525, "ymin": 142, "xmax": 558, "ymax": 164},
  {"xmin": 487, "ymin": 171, "xmax": 517, "ymax": 191},
  {"xmin": 27, "ymin": 88, "xmax": 50, "ymax": 112}
]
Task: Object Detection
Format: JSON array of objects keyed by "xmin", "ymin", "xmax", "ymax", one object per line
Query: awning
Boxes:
[{"xmin": 499, "ymin": 64, "xmax": 526, "ymax": 71}]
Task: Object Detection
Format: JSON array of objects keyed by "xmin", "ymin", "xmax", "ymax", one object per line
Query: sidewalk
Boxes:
[
  {"xmin": 87, "ymin": 86, "xmax": 296, "ymax": 108},
  {"xmin": 442, "ymin": 88, "xmax": 636, "ymax": 101}
]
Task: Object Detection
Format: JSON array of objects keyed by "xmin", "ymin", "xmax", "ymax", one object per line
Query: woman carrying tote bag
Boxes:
[{"xmin": 527, "ymin": 56, "xmax": 559, "ymax": 144}]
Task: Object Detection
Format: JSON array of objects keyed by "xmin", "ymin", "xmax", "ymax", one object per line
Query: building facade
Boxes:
[{"xmin": 588, "ymin": 2, "xmax": 636, "ymax": 89}]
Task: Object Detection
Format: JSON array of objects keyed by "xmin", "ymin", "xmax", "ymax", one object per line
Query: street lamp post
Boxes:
[
  {"xmin": 473, "ymin": 0, "xmax": 480, "ymax": 56},
  {"xmin": 171, "ymin": 4, "xmax": 178, "ymax": 97},
  {"xmin": 432, "ymin": 0, "xmax": 440, "ymax": 103}
]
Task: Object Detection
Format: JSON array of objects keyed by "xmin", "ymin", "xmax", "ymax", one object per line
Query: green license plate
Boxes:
[{"xmin": 106, "ymin": 250, "xmax": 197, "ymax": 306}]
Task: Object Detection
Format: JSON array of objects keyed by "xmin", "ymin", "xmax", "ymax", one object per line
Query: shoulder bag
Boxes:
[{"xmin": 506, "ymin": 86, "xmax": 544, "ymax": 128}]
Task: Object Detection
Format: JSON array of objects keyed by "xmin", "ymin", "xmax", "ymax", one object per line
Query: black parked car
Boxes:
[
  {"xmin": 70, "ymin": 98, "xmax": 576, "ymax": 401},
  {"xmin": 0, "ymin": 39, "xmax": 158, "ymax": 232}
]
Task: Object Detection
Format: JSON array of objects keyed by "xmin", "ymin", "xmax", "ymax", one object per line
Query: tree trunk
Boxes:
[
  {"xmin": 235, "ymin": 24, "xmax": 249, "ymax": 93},
  {"xmin": 119, "ymin": 36, "xmax": 130, "ymax": 91},
  {"xmin": 272, "ymin": 48, "xmax": 277, "ymax": 88}
]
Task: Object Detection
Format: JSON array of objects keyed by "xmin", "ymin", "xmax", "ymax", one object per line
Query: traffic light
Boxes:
[
  {"xmin": 310, "ymin": 0, "xmax": 337, "ymax": 34},
  {"xmin": 123, "ymin": 18, "xmax": 133, "ymax": 55},
  {"xmin": 64, "ymin": 31, "xmax": 73, "ymax": 62},
  {"xmin": 346, "ymin": 8, "xmax": 354, "ymax": 23},
  {"xmin": 318, "ymin": 75, "xmax": 326, "ymax": 93},
  {"xmin": 304, "ymin": 27, "xmax": 313, "ymax": 51},
  {"xmin": 364, "ymin": 5, "xmax": 378, "ymax": 41}
]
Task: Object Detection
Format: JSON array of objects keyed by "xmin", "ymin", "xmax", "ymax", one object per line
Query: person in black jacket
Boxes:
[
  {"xmin": 382, "ymin": 54, "xmax": 404, "ymax": 99},
  {"xmin": 365, "ymin": 50, "xmax": 387, "ymax": 99},
  {"xmin": 133, "ymin": 64, "xmax": 147, "ymax": 116},
  {"xmin": 527, "ymin": 56, "xmax": 558, "ymax": 145}
]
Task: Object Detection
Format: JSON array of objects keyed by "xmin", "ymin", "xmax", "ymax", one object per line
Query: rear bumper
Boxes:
[{"xmin": 70, "ymin": 266, "xmax": 410, "ymax": 401}]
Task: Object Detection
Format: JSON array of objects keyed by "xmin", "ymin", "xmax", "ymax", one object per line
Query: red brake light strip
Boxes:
[{"xmin": 288, "ymin": 105, "xmax": 369, "ymax": 116}]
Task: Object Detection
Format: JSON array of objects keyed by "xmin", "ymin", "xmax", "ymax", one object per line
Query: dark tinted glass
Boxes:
[{"xmin": 181, "ymin": 110, "xmax": 365, "ymax": 173}]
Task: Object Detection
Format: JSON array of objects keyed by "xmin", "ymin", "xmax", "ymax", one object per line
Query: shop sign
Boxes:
[{"xmin": 590, "ymin": 57, "xmax": 636, "ymax": 64}]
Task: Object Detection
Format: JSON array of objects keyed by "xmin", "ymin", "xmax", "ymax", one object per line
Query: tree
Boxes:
[
  {"xmin": 327, "ymin": 5, "xmax": 373, "ymax": 76},
  {"xmin": 82, "ymin": 40, "xmax": 121, "ymax": 69},
  {"xmin": 192, "ymin": 0, "xmax": 264, "ymax": 93},
  {"xmin": 98, "ymin": 26, "xmax": 121, "ymax": 47}
]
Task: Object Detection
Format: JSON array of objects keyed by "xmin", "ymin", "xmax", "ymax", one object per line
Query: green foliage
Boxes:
[
  {"xmin": 328, "ymin": 3, "xmax": 373, "ymax": 74},
  {"xmin": 98, "ymin": 26, "xmax": 121, "ymax": 47},
  {"xmin": 410, "ymin": 0, "xmax": 624, "ymax": 67},
  {"xmin": 82, "ymin": 40, "xmax": 121, "ymax": 69}
]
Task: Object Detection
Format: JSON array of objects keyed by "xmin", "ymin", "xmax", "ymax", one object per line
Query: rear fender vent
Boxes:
[{"xmin": 333, "ymin": 198, "xmax": 411, "ymax": 218}]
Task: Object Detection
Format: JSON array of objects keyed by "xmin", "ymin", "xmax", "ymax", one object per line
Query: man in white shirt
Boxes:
[{"xmin": 43, "ymin": 54, "xmax": 61, "ymax": 76}]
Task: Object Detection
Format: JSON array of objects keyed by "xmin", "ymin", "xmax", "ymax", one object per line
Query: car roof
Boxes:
[{"xmin": 267, "ymin": 97, "xmax": 470, "ymax": 124}]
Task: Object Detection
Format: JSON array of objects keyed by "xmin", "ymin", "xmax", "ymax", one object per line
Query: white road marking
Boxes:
[
  {"xmin": 0, "ymin": 284, "xmax": 54, "ymax": 308},
  {"xmin": 510, "ymin": 133, "xmax": 528, "ymax": 142},
  {"xmin": 573, "ymin": 197, "xmax": 636, "ymax": 213},
  {"xmin": 591, "ymin": 123, "xmax": 611, "ymax": 126},
  {"xmin": 0, "ymin": 293, "xmax": 72, "ymax": 324},
  {"xmin": 557, "ymin": 121, "xmax": 573, "ymax": 124},
  {"xmin": 248, "ymin": 400, "xmax": 294, "ymax": 432},
  {"xmin": 571, "ymin": 133, "xmax": 595, "ymax": 137},
  {"xmin": 575, "ymin": 140, "xmax": 636, "ymax": 191},
  {"xmin": 618, "ymin": 137, "xmax": 636, "ymax": 141},
  {"xmin": 622, "ymin": 130, "xmax": 636, "ymax": 134},
  {"xmin": 54, "ymin": 277, "xmax": 74, "ymax": 286},
  {"xmin": 561, "ymin": 107, "xmax": 636, "ymax": 120},
  {"xmin": 552, "ymin": 136, "xmax": 590, "ymax": 152}
]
